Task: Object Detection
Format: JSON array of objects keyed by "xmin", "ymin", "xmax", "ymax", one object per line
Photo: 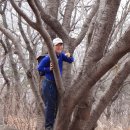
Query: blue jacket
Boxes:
[{"xmin": 37, "ymin": 52, "xmax": 74, "ymax": 81}]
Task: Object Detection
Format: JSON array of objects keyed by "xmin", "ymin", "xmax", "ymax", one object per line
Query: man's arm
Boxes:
[
  {"xmin": 37, "ymin": 56, "xmax": 51, "ymax": 72},
  {"xmin": 62, "ymin": 52, "xmax": 74, "ymax": 63}
]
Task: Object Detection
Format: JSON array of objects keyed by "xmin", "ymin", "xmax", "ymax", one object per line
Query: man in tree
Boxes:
[{"xmin": 37, "ymin": 38, "xmax": 74, "ymax": 130}]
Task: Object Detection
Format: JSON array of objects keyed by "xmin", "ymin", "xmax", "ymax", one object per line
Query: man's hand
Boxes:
[
  {"xmin": 50, "ymin": 62, "xmax": 53, "ymax": 70},
  {"xmin": 65, "ymin": 52, "xmax": 71, "ymax": 57}
]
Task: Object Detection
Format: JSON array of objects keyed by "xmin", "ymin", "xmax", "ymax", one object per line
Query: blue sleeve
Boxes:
[
  {"xmin": 37, "ymin": 56, "xmax": 51, "ymax": 72},
  {"xmin": 62, "ymin": 52, "xmax": 74, "ymax": 63}
]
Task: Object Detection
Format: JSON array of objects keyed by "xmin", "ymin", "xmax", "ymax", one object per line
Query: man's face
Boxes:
[{"xmin": 54, "ymin": 43, "xmax": 63, "ymax": 54}]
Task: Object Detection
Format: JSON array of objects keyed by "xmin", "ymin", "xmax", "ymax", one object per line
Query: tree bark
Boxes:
[
  {"xmin": 85, "ymin": 59, "xmax": 130, "ymax": 130},
  {"xmin": 74, "ymin": 0, "xmax": 99, "ymax": 48},
  {"xmin": 34, "ymin": 0, "xmax": 69, "ymax": 41},
  {"xmin": 54, "ymin": 25, "xmax": 130, "ymax": 130},
  {"xmin": 68, "ymin": 1, "xmax": 121, "ymax": 129},
  {"xmin": 45, "ymin": 0, "xmax": 59, "ymax": 39},
  {"xmin": 83, "ymin": 0, "xmax": 121, "ymax": 71},
  {"xmin": 62, "ymin": 0, "xmax": 75, "ymax": 33}
]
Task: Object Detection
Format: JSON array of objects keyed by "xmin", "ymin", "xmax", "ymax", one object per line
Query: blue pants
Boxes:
[{"xmin": 42, "ymin": 79, "xmax": 58, "ymax": 128}]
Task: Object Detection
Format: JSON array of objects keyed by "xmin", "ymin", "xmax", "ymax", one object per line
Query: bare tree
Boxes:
[{"xmin": 0, "ymin": 0, "xmax": 130, "ymax": 130}]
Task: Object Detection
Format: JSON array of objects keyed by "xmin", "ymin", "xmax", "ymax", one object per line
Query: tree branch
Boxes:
[
  {"xmin": 74, "ymin": 0, "xmax": 99, "ymax": 47},
  {"xmin": 27, "ymin": 0, "xmax": 42, "ymax": 25},
  {"xmin": 54, "ymin": 25, "xmax": 130, "ymax": 130},
  {"xmin": 10, "ymin": 0, "xmax": 36, "ymax": 29},
  {"xmin": 34, "ymin": 0, "xmax": 69, "ymax": 41},
  {"xmin": 84, "ymin": 0, "xmax": 121, "ymax": 64},
  {"xmin": 70, "ymin": 24, "xmax": 130, "ymax": 105},
  {"xmin": 62, "ymin": 0, "xmax": 75, "ymax": 33},
  {"xmin": 0, "ymin": 39, "xmax": 7, "ymax": 54},
  {"xmin": 37, "ymin": 27, "xmax": 65, "ymax": 96},
  {"xmin": 0, "ymin": 24, "xmax": 44, "ymax": 115},
  {"xmin": 11, "ymin": 0, "xmax": 65, "ymax": 96},
  {"xmin": 18, "ymin": 16, "xmax": 34, "ymax": 56},
  {"xmin": 0, "ymin": 0, "xmax": 7, "ymax": 5},
  {"xmin": 85, "ymin": 59, "xmax": 130, "ymax": 130},
  {"xmin": 18, "ymin": 15, "xmax": 37, "ymax": 74},
  {"xmin": 0, "ymin": 24, "xmax": 28, "ymax": 70},
  {"xmin": 45, "ymin": 0, "xmax": 59, "ymax": 39},
  {"xmin": 0, "ymin": 39, "xmax": 10, "ymax": 87},
  {"xmin": 0, "ymin": 54, "xmax": 10, "ymax": 87},
  {"xmin": 0, "ymin": 0, "xmax": 7, "ymax": 14},
  {"xmin": 2, "ymin": 10, "xmax": 22, "ymax": 99}
]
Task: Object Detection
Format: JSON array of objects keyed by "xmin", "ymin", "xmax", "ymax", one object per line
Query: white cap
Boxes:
[{"xmin": 53, "ymin": 38, "xmax": 63, "ymax": 46}]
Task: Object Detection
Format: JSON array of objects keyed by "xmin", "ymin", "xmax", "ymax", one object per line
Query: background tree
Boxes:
[{"xmin": 0, "ymin": 0, "xmax": 130, "ymax": 130}]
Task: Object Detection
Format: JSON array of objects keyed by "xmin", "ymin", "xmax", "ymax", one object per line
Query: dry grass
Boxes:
[
  {"xmin": 6, "ymin": 115, "xmax": 130, "ymax": 130},
  {"xmin": 95, "ymin": 120, "xmax": 130, "ymax": 130},
  {"xmin": 6, "ymin": 115, "xmax": 36, "ymax": 130}
]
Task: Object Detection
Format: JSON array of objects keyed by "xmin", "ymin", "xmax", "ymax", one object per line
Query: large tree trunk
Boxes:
[
  {"xmin": 54, "ymin": 24, "xmax": 130, "ymax": 130},
  {"xmin": 66, "ymin": 0, "xmax": 121, "ymax": 129}
]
